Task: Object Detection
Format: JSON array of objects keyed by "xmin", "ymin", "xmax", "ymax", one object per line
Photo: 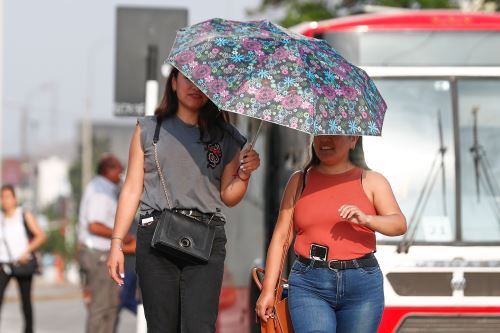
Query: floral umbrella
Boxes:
[{"xmin": 167, "ymin": 18, "xmax": 387, "ymax": 136}]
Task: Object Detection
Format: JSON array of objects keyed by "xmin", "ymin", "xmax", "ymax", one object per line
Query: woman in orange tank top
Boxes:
[{"xmin": 256, "ymin": 135, "xmax": 407, "ymax": 333}]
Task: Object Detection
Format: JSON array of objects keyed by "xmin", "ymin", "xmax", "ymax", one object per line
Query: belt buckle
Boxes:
[{"xmin": 178, "ymin": 209, "xmax": 193, "ymax": 217}]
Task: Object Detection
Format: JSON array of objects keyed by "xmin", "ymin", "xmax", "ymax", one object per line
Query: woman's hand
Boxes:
[
  {"xmin": 238, "ymin": 144, "xmax": 260, "ymax": 178},
  {"xmin": 18, "ymin": 251, "xmax": 31, "ymax": 265},
  {"xmin": 107, "ymin": 242, "xmax": 125, "ymax": 286},
  {"xmin": 339, "ymin": 204, "xmax": 371, "ymax": 226},
  {"xmin": 220, "ymin": 144, "xmax": 261, "ymax": 206},
  {"xmin": 255, "ymin": 290, "xmax": 275, "ymax": 323}
]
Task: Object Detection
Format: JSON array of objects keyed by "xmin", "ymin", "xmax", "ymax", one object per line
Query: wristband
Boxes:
[{"xmin": 110, "ymin": 238, "xmax": 123, "ymax": 252}]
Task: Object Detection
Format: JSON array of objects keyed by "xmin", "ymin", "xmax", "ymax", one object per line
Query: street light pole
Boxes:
[
  {"xmin": 145, "ymin": 45, "xmax": 159, "ymax": 116},
  {"xmin": 81, "ymin": 40, "xmax": 107, "ymax": 188},
  {"xmin": 81, "ymin": 49, "xmax": 95, "ymax": 188}
]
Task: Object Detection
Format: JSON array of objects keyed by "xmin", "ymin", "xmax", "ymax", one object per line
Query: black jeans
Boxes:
[
  {"xmin": 0, "ymin": 270, "xmax": 33, "ymax": 333},
  {"xmin": 136, "ymin": 220, "xmax": 226, "ymax": 333}
]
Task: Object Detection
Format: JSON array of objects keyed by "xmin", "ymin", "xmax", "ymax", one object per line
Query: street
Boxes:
[{"xmin": 1, "ymin": 280, "xmax": 136, "ymax": 333}]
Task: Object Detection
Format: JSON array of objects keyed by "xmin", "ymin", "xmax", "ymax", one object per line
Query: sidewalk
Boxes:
[
  {"xmin": 4, "ymin": 276, "xmax": 81, "ymax": 302},
  {"xmin": 1, "ymin": 276, "xmax": 136, "ymax": 333}
]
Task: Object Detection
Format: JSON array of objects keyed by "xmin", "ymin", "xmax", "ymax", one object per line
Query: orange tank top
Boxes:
[{"xmin": 293, "ymin": 167, "xmax": 376, "ymax": 260}]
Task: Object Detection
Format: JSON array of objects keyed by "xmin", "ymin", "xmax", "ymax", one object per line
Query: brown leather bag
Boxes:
[
  {"xmin": 252, "ymin": 171, "xmax": 304, "ymax": 333},
  {"xmin": 252, "ymin": 267, "xmax": 293, "ymax": 333}
]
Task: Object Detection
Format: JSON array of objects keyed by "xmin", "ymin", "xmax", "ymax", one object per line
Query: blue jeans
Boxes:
[{"xmin": 288, "ymin": 259, "xmax": 384, "ymax": 333}]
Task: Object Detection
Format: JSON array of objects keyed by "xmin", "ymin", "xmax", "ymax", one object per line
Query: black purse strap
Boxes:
[
  {"xmin": 152, "ymin": 117, "xmax": 173, "ymax": 210},
  {"xmin": 153, "ymin": 117, "xmax": 162, "ymax": 144}
]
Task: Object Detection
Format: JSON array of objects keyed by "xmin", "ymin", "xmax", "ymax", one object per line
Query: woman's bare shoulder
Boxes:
[{"xmin": 363, "ymin": 170, "xmax": 391, "ymax": 188}]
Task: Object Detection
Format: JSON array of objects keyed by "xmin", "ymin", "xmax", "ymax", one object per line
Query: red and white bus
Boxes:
[{"xmin": 218, "ymin": 11, "xmax": 500, "ymax": 333}]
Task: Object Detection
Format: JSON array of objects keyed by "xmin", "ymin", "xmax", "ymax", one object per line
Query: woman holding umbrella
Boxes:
[
  {"xmin": 256, "ymin": 135, "xmax": 407, "ymax": 332},
  {"xmin": 107, "ymin": 67, "xmax": 260, "ymax": 332}
]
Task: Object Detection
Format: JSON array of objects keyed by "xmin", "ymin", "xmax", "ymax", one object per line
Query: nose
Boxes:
[{"xmin": 186, "ymin": 79, "xmax": 198, "ymax": 89}]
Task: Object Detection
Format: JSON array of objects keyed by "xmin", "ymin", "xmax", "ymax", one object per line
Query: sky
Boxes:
[{"xmin": 2, "ymin": 0, "xmax": 261, "ymax": 158}]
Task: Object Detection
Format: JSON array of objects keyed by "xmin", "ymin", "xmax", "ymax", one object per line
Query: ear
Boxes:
[{"xmin": 351, "ymin": 136, "xmax": 359, "ymax": 149}]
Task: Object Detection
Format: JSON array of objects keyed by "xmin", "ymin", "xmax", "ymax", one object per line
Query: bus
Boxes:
[{"xmin": 217, "ymin": 11, "xmax": 500, "ymax": 333}]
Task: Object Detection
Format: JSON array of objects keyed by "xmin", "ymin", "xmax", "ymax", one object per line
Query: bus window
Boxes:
[
  {"xmin": 363, "ymin": 79, "xmax": 456, "ymax": 243},
  {"xmin": 321, "ymin": 31, "xmax": 500, "ymax": 66},
  {"xmin": 458, "ymin": 80, "xmax": 500, "ymax": 242}
]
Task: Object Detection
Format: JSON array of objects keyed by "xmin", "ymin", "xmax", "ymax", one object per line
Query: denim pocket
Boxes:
[
  {"xmin": 359, "ymin": 265, "xmax": 381, "ymax": 275},
  {"xmin": 290, "ymin": 260, "xmax": 311, "ymax": 275}
]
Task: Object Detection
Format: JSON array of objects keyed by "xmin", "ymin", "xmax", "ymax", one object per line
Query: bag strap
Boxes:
[
  {"xmin": 274, "ymin": 170, "xmax": 305, "ymax": 304},
  {"xmin": 22, "ymin": 210, "xmax": 34, "ymax": 240},
  {"xmin": 153, "ymin": 117, "xmax": 162, "ymax": 144},
  {"xmin": 153, "ymin": 117, "xmax": 173, "ymax": 210}
]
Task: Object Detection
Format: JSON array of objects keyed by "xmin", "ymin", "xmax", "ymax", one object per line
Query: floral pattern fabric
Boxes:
[{"xmin": 167, "ymin": 18, "xmax": 387, "ymax": 136}]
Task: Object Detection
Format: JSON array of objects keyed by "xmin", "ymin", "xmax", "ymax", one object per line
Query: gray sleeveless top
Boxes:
[{"xmin": 137, "ymin": 115, "xmax": 246, "ymax": 215}]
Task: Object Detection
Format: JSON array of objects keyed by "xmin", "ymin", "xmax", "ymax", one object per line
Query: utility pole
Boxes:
[
  {"xmin": 81, "ymin": 97, "xmax": 92, "ymax": 188},
  {"xmin": 81, "ymin": 41, "xmax": 106, "ymax": 189},
  {"xmin": 81, "ymin": 51, "xmax": 94, "ymax": 189}
]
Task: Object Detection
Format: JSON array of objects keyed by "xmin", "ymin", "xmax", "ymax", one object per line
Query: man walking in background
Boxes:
[{"xmin": 77, "ymin": 154, "xmax": 135, "ymax": 333}]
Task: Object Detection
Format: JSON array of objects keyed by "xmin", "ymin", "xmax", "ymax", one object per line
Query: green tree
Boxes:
[
  {"xmin": 40, "ymin": 227, "xmax": 74, "ymax": 263},
  {"xmin": 263, "ymin": 0, "xmax": 285, "ymax": 4},
  {"xmin": 376, "ymin": 0, "xmax": 453, "ymax": 8},
  {"xmin": 280, "ymin": 1, "xmax": 335, "ymax": 28}
]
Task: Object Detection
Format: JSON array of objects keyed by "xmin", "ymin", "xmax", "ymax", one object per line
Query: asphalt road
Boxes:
[{"xmin": 1, "ymin": 282, "xmax": 136, "ymax": 333}]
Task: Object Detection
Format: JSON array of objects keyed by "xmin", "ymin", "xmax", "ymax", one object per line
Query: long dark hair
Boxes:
[
  {"xmin": 303, "ymin": 136, "xmax": 370, "ymax": 172},
  {"xmin": 155, "ymin": 67, "xmax": 230, "ymax": 143}
]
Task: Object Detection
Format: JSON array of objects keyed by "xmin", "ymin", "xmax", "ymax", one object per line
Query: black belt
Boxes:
[
  {"xmin": 140, "ymin": 209, "xmax": 226, "ymax": 227},
  {"xmin": 297, "ymin": 253, "xmax": 378, "ymax": 270}
]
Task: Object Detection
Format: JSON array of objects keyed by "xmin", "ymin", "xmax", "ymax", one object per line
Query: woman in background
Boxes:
[{"xmin": 0, "ymin": 184, "xmax": 47, "ymax": 333}]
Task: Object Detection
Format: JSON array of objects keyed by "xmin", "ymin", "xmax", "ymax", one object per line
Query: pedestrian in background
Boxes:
[
  {"xmin": 0, "ymin": 184, "xmax": 47, "ymax": 333},
  {"xmin": 78, "ymin": 154, "xmax": 135, "ymax": 333},
  {"xmin": 256, "ymin": 135, "xmax": 407, "ymax": 333},
  {"xmin": 107, "ymin": 68, "xmax": 260, "ymax": 332},
  {"xmin": 116, "ymin": 219, "xmax": 138, "ymax": 323}
]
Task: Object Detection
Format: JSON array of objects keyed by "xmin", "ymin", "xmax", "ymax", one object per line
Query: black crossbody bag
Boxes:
[{"xmin": 150, "ymin": 118, "xmax": 216, "ymax": 264}]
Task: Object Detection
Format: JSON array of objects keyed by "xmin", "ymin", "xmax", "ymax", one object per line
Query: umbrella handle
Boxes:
[{"xmin": 249, "ymin": 121, "xmax": 263, "ymax": 147}]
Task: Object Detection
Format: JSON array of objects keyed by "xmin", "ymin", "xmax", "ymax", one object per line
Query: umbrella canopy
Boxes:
[{"xmin": 167, "ymin": 18, "xmax": 387, "ymax": 136}]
